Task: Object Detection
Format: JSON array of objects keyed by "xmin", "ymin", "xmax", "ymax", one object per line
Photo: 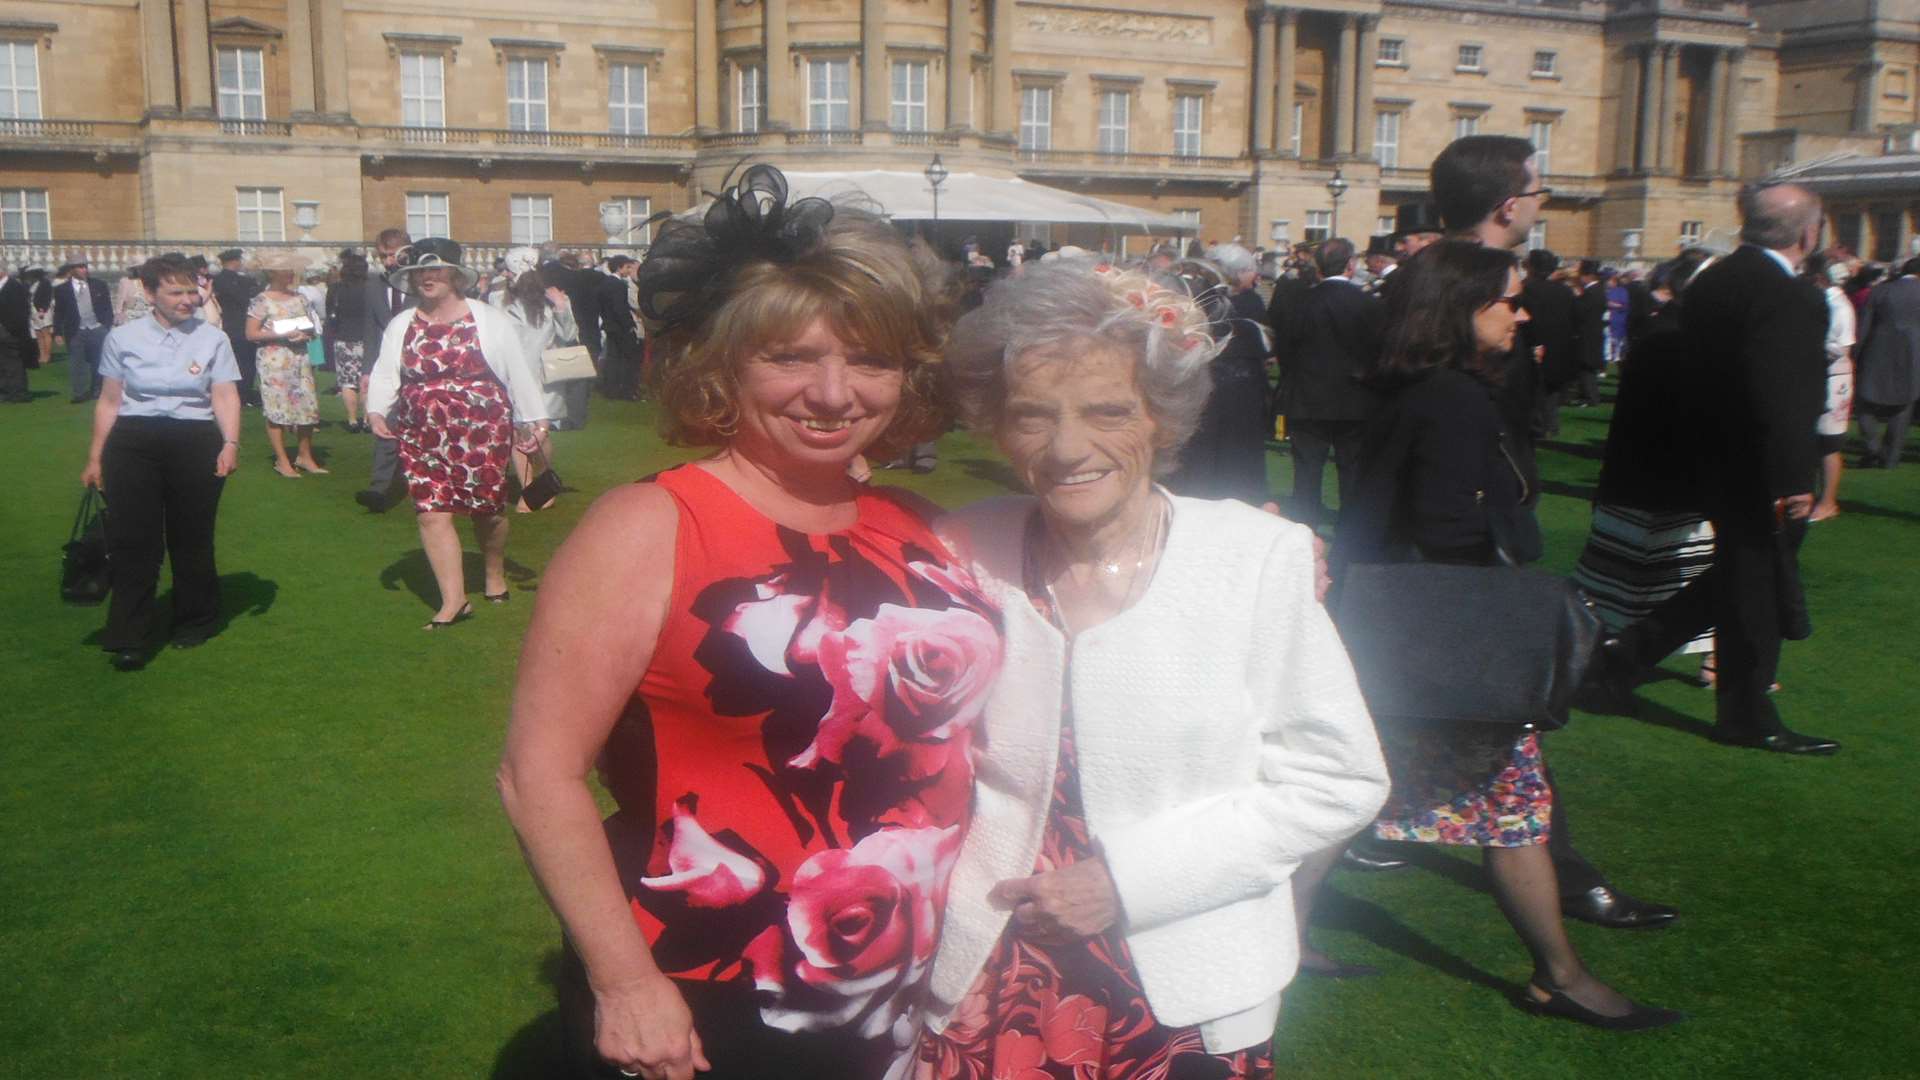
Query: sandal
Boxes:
[
  {"xmin": 423, "ymin": 603, "xmax": 474, "ymax": 630},
  {"xmin": 484, "ymin": 591, "xmax": 511, "ymax": 604}
]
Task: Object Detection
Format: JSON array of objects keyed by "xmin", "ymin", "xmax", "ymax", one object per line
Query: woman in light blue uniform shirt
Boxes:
[{"xmin": 79, "ymin": 254, "xmax": 243, "ymax": 671}]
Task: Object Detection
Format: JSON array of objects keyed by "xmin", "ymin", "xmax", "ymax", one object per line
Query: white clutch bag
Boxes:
[{"xmin": 542, "ymin": 345, "xmax": 597, "ymax": 383}]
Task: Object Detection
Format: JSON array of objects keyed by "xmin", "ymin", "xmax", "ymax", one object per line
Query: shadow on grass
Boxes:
[
  {"xmin": 490, "ymin": 949, "xmax": 571, "ymax": 1079},
  {"xmin": 1313, "ymin": 883, "xmax": 1517, "ymax": 996},
  {"xmin": 1538, "ymin": 478, "xmax": 1598, "ymax": 502},
  {"xmin": 1536, "ymin": 438, "xmax": 1607, "ymax": 462},
  {"xmin": 378, "ymin": 548, "xmax": 540, "ymax": 609},
  {"xmin": 1833, "ymin": 496, "xmax": 1920, "ymax": 525},
  {"xmin": 1624, "ymin": 695, "xmax": 1717, "ymax": 742},
  {"xmin": 954, "ymin": 456, "xmax": 1025, "ymax": 493},
  {"xmin": 78, "ymin": 571, "xmax": 278, "ymax": 657}
]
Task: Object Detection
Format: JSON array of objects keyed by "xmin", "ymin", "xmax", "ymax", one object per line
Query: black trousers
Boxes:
[
  {"xmin": 0, "ymin": 334, "xmax": 30, "ymax": 401},
  {"xmin": 227, "ymin": 334, "xmax": 259, "ymax": 400},
  {"xmin": 598, "ymin": 340, "xmax": 641, "ymax": 400},
  {"xmin": 99, "ymin": 417, "xmax": 227, "ymax": 650},
  {"xmin": 1856, "ymin": 398, "xmax": 1914, "ymax": 467},
  {"xmin": 1288, "ymin": 418, "xmax": 1364, "ymax": 523}
]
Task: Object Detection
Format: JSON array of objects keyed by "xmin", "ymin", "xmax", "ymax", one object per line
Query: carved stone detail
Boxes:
[{"xmin": 1020, "ymin": 4, "xmax": 1211, "ymax": 46}]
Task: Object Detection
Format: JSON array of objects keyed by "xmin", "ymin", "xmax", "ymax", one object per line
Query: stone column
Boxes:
[
  {"xmin": 990, "ymin": 0, "xmax": 1015, "ymax": 135},
  {"xmin": 140, "ymin": 0, "xmax": 179, "ymax": 115},
  {"xmin": 765, "ymin": 0, "xmax": 793, "ymax": 130},
  {"xmin": 315, "ymin": 0, "xmax": 350, "ymax": 119},
  {"xmin": 1635, "ymin": 43, "xmax": 1659, "ymax": 173},
  {"xmin": 1333, "ymin": 14, "xmax": 1356, "ymax": 158},
  {"xmin": 1355, "ymin": 16, "xmax": 1378, "ymax": 159},
  {"xmin": 947, "ymin": 0, "xmax": 970, "ymax": 129},
  {"xmin": 1854, "ymin": 58, "xmax": 1884, "ymax": 133},
  {"xmin": 1251, "ymin": 7, "xmax": 1274, "ymax": 155},
  {"xmin": 1720, "ymin": 48, "xmax": 1745, "ymax": 179},
  {"xmin": 1656, "ymin": 42, "xmax": 1679, "ymax": 174},
  {"xmin": 1275, "ymin": 9, "xmax": 1297, "ymax": 156},
  {"xmin": 287, "ymin": 0, "xmax": 317, "ymax": 118},
  {"xmin": 695, "ymin": 0, "xmax": 720, "ymax": 133},
  {"xmin": 1703, "ymin": 47, "xmax": 1728, "ymax": 176},
  {"xmin": 180, "ymin": 0, "xmax": 214, "ymax": 117},
  {"xmin": 861, "ymin": 0, "xmax": 887, "ymax": 130},
  {"xmin": 1613, "ymin": 45, "xmax": 1641, "ymax": 174}
]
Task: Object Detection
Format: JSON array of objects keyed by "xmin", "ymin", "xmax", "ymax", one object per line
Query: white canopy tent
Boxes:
[{"xmin": 686, "ymin": 170, "xmax": 1194, "ymax": 236}]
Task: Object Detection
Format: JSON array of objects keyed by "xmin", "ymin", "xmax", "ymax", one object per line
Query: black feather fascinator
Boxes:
[{"xmin": 636, "ymin": 164, "xmax": 836, "ymax": 338}]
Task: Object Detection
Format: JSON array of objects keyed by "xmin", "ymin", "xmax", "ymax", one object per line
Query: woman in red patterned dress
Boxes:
[
  {"xmin": 367, "ymin": 239, "xmax": 550, "ymax": 628},
  {"xmin": 499, "ymin": 168, "xmax": 1001, "ymax": 1080}
]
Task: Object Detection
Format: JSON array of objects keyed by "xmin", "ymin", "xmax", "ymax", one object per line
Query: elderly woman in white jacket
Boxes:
[
  {"xmin": 366, "ymin": 238, "xmax": 549, "ymax": 628},
  {"xmin": 903, "ymin": 259, "xmax": 1388, "ymax": 1080}
]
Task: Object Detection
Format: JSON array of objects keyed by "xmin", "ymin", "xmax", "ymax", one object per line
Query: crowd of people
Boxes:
[{"xmin": 29, "ymin": 129, "xmax": 1909, "ymax": 1077}]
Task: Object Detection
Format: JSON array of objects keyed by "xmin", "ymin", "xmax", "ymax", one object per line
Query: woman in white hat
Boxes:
[
  {"xmin": 245, "ymin": 249, "xmax": 326, "ymax": 476},
  {"xmin": 366, "ymin": 238, "xmax": 549, "ymax": 627}
]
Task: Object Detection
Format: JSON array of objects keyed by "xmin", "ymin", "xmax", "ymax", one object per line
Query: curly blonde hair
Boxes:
[{"xmin": 647, "ymin": 208, "xmax": 954, "ymax": 464}]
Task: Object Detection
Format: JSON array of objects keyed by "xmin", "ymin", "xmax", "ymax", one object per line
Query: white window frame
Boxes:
[
  {"xmin": 405, "ymin": 192, "xmax": 451, "ymax": 238},
  {"xmin": 1679, "ymin": 220, "xmax": 1704, "ymax": 247},
  {"xmin": 0, "ymin": 187, "xmax": 50, "ymax": 239},
  {"xmin": 1304, "ymin": 210, "xmax": 1333, "ymax": 243},
  {"xmin": 1290, "ymin": 101, "xmax": 1304, "ymax": 157},
  {"xmin": 1173, "ymin": 94, "xmax": 1204, "ymax": 158},
  {"xmin": 608, "ymin": 195, "xmax": 653, "ymax": 246},
  {"xmin": 608, "ymin": 62, "xmax": 648, "ymax": 135},
  {"xmin": 509, "ymin": 194, "xmax": 554, "ymax": 245},
  {"xmin": 0, "ymin": 40, "xmax": 42, "ymax": 120},
  {"xmin": 236, "ymin": 187, "xmax": 285, "ymax": 242},
  {"xmin": 1096, "ymin": 89, "xmax": 1130, "ymax": 155},
  {"xmin": 1528, "ymin": 118, "xmax": 1554, "ymax": 176},
  {"xmin": 1376, "ymin": 215, "xmax": 1397, "ymax": 237},
  {"xmin": 1173, "ymin": 208, "xmax": 1202, "ymax": 232},
  {"xmin": 1373, "ymin": 109, "xmax": 1401, "ymax": 168},
  {"xmin": 1019, "ymin": 85, "xmax": 1052, "ymax": 150},
  {"xmin": 806, "ymin": 58, "xmax": 851, "ymax": 131},
  {"xmin": 1377, "ymin": 38, "xmax": 1404, "ymax": 67},
  {"xmin": 1532, "ymin": 51, "xmax": 1558, "ymax": 78},
  {"xmin": 890, "ymin": 60, "xmax": 928, "ymax": 132},
  {"xmin": 1456, "ymin": 43, "xmax": 1485, "ymax": 73},
  {"xmin": 1454, "ymin": 112, "xmax": 1482, "ymax": 140},
  {"xmin": 737, "ymin": 65, "xmax": 764, "ymax": 133},
  {"xmin": 507, "ymin": 57, "xmax": 549, "ymax": 132},
  {"xmin": 216, "ymin": 46, "xmax": 266, "ymax": 121},
  {"xmin": 1527, "ymin": 221, "xmax": 1548, "ymax": 251},
  {"xmin": 400, "ymin": 52, "xmax": 446, "ymax": 129}
]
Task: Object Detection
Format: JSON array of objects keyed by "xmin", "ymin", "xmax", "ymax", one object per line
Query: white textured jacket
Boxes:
[
  {"xmin": 366, "ymin": 300, "xmax": 551, "ymax": 424},
  {"xmin": 928, "ymin": 494, "xmax": 1389, "ymax": 1052}
]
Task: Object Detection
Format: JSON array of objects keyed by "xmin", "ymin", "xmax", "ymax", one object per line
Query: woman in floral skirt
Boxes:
[{"xmin": 246, "ymin": 251, "xmax": 326, "ymax": 477}]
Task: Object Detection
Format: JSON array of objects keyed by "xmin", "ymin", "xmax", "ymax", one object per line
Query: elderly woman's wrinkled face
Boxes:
[
  {"xmin": 733, "ymin": 316, "xmax": 903, "ymax": 472},
  {"xmin": 998, "ymin": 340, "xmax": 1159, "ymax": 532}
]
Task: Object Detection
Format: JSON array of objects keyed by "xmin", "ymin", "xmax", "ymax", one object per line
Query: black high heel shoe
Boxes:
[
  {"xmin": 484, "ymin": 590, "xmax": 510, "ymax": 604},
  {"xmin": 1519, "ymin": 984, "xmax": 1685, "ymax": 1031},
  {"xmin": 423, "ymin": 603, "xmax": 475, "ymax": 630}
]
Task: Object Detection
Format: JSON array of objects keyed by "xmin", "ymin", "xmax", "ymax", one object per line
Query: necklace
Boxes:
[{"xmin": 1038, "ymin": 492, "xmax": 1167, "ymax": 636}]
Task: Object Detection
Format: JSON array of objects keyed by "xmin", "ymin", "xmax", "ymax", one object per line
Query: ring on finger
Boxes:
[{"xmin": 617, "ymin": 1070, "xmax": 640, "ymax": 1079}]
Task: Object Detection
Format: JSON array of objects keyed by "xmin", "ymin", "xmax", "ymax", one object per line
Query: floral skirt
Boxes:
[
  {"xmin": 1371, "ymin": 726, "xmax": 1552, "ymax": 847},
  {"xmin": 258, "ymin": 343, "xmax": 318, "ymax": 426},
  {"xmin": 396, "ymin": 379, "xmax": 512, "ymax": 515},
  {"xmin": 332, "ymin": 340, "xmax": 367, "ymax": 386}
]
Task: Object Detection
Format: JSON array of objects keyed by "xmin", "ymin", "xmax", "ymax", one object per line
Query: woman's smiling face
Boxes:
[
  {"xmin": 996, "ymin": 340, "xmax": 1160, "ymax": 532},
  {"xmin": 730, "ymin": 316, "xmax": 904, "ymax": 473}
]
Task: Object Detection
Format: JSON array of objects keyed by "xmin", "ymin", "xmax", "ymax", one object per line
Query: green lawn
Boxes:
[{"xmin": 2, "ymin": 358, "xmax": 1915, "ymax": 1078}]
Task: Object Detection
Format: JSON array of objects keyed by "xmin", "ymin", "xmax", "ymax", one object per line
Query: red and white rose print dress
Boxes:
[
  {"xmin": 393, "ymin": 311, "xmax": 513, "ymax": 515},
  {"xmin": 597, "ymin": 464, "xmax": 1001, "ymax": 1073}
]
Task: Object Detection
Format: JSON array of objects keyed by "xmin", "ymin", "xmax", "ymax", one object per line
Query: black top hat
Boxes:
[
  {"xmin": 389, "ymin": 237, "xmax": 478, "ymax": 292},
  {"xmin": 1365, "ymin": 234, "xmax": 1397, "ymax": 258},
  {"xmin": 217, "ymin": 248, "xmax": 245, "ymax": 263},
  {"xmin": 1391, "ymin": 203, "xmax": 1444, "ymax": 240}
]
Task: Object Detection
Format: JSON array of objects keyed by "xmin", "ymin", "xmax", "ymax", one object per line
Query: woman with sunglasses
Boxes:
[{"xmin": 1330, "ymin": 240, "xmax": 1683, "ymax": 1031}]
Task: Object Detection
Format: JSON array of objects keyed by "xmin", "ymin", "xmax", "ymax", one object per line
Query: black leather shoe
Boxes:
[
  {"xmin": 1340, "ymin": 846, "xmax": 1409, "ymax": 872},
  {"xmin": 1561, "ymin": 886, "xmax": 1678, "ymax": 929},
  {"xmin": 1712, "ymin": 728, "xmax": 1840, "ymax": 756},
  {"xmin": 1519, "ymin": 984, "xmax": 1685, "ymax": 1031},
  {"xmin": 354, "ymin": 489, "xmax": 391, "ymax": 513},
  {"xmin": 110, "ymin": 648, "xmax": 146, "ymax": 672}
]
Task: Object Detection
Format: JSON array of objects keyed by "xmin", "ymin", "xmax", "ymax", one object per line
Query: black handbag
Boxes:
[
  {"xmin": 61, "ymin": 487, "xmax": 111, "ymax": 605},
  {"xmin": 521, "ymin": 465, "xmax": 563, "ymax": 511},
  {"xmin": 1333, "ymin": 562, "xmax": 1603, "ymax": 731}
]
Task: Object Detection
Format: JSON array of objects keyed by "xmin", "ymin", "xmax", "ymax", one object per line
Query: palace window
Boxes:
[
  {"xmin": 1532, "ymin": 50, "xmax": 1558, "ymax": 78},
  {"xmin": 508, "ymin": 58, "xmax": 549, "ymax": 132},
  {"xmin": 236, "ymin": 187, "xmax": 284, "ymax": 242},
  {"xmin": 1528, "ymin": 118, "xmax": 1554, "ymax": 175},
  {"xmin": 891, "ymin": 61, "xmax": 928, "ymax": 132},
  {"xmin": 1528, "ymin": 221, "xmax": 1548, "ymax": 251},
  {"xmin": 1679, "ymin": 220, "xmax": 1703, "ymax": 247},
  {"xmin": 1373, "ymin": 110, "xmax": 1401, "ymax": 168},
  {"xmin": 607, "ymin": 196, "xmax": 653, "ymax": 246},
  {"xmin": 405, "ymin": 193, "xmax": 451, "ymax": 238},
  {"xmin": 738, "ymin": 65, "xmax": 764, "ymax": 133},
  {"xmin": 0, "ymin": 40, "xmax": 41, "ymax": 120},
  {"xmin": 0, "ymin": 188, "xmax": 50, "ymax": 239},
  {"xmin": 1454, "ymin": 112, "xmax": 1482, "ymax": 140},
  {"xmin": 807, "ymin": 58, "xmax": 851, "ymax": 130},
  {"xmin": 608, "ymin": 63, "xmax": 647, "ymax": 135},
  {"xmin": 216, "ymin": 47, "xmax": 266, "ymax": 120},
  {"xmin": 1097, "ymin": 90, "xmax": 1129, "ymax": 155},
  {"xmin": 510, "ymin": 194, "xmax": 553, "ymax": 244},
  {"xmin": 1290, "ymin": 101, "xmax": 1304, "ymax": 157},
  {"xmin": 1019, "ymin": 86, "xmax": 1052, "ymax": 150},
  {"xmin": 1456, "ymin": 44, "xmax": 1484, "ymax": 72},
  {"xmin": 1377, "ymin": 39, "xmax": 1404, "ymax": 66},
  {"xmin": 1173, "ymin": 94, "xmax": 1203, "ymax": 158},
  {"xmin": 400, "ymin": 52, "xmax": 445, "ymax": 128},
  {"xmin": 1305, "ymin": 210, "xmax": 1332, "ymax": 243}
]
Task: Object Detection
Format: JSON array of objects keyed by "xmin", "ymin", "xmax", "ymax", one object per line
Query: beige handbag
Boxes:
[{"xmin": 542, "ymin": 344, "xmax": 597, "ymax": 383}]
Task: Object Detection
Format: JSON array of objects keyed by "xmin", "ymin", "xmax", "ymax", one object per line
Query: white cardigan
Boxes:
[
  {"xmin": 365, "ymin": 300, "xmax": 551, "ymax": 424},
  {"xmin": 928, "ymin": 494, "xmax": 1389, "ymax": 1052}
]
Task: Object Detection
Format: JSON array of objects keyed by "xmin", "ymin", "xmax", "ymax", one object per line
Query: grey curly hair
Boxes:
[{"xmin": 943, "ymin": 257, "xmax": 1222, "ymax": 474}]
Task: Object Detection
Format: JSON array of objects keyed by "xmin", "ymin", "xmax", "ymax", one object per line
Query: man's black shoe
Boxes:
[
  {"xmin": 354, "ymin": 489, "xmax": 391, "ymax": 513},
  {"xmin": 1561, "ymin": 886, "xmax": 1678, "ymax": 929},
  {"xmin": 1712, "ymin": 728, "xmax": 1840, "ymax": 756},
  {"xmin": 110, "ymin": 648, "xmax": 146, "ymax": 672},
  {"xmin": 1340, "ymin": 846, "xmax": 1409, "ymax": 872}
]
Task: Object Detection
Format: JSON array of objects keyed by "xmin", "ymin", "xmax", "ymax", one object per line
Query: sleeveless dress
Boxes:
[
  {"xmin": 247, "ymin": 291, "xmax": 320, "ymax": 427},
  {"xmin": 912, "ymin": 512, "xmax": 1274, "ymax": 1080},
  {"xmin": 599, "ymin": 464, "xmax": 1002, "ymax": 1077},
  {"xmin": 394, "ymin": 312, "xmax": 513, "ymax": 515}
]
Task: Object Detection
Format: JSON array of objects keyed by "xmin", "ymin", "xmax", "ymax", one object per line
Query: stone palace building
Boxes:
[{"xmin": 1, "ymin": 0, "xmax": 1918, "ymax": 264}]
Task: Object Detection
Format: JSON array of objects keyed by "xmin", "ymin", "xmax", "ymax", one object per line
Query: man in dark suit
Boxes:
[
  {"xmin": 52, "ymin": 254, "xmax": 114, "ymax": 403},
  {"xmin": 595, "ymin": 256, "xmax": 645, "ymax": 400},
  {"xmin": 1520, "ymin": 249, "xmax": 1577, "ymax": 437},
  {"xmin": 355, "ymin": 228, "xmax": 416, "ymax": 513},
  {"xmin": 210, "ymin": 249, "xmax": 261, "ymax": 405},
  {"xmin": 1853, "ymin": 258, "xmax": 1920, "ymax": 468},
  {"xmin": 1568, "ymin": 259, "xmax": 1609, "ymax": 407},
  {"xmin": 1277, "ymin": 237, "xmax": 1380, "ymax": 522},
  {"xmin": 0, "ymin": 260, "xmax": 34, "ymax": 402},
  {"xmin": 1601, "ymin": 182, "xmax": 1839, "ymax": 756}
]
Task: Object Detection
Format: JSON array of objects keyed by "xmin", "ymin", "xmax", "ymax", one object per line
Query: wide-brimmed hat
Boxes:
[
  {"xmin": 389, "ymin": 237, "xmax": 478, "ymax": 292},
  {"xmin": 1391, "ymin": 203, "xmax": 1445, "ymax": 240},
  {"xmin": 253, "ymin": 250, "xmax": 311, "ymax": 274},
  {"xmin": 502, "ymin": 246, "xmax": 541, "ymax": 277}
]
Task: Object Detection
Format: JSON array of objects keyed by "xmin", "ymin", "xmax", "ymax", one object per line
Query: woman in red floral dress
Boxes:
[
  {"xmin": 367, "ymin": 238, "xmax": 549, "ymax": 628},
  {"xmin": 500, "ymin": 168, "xmax": 1000, "ymax": 1080}
]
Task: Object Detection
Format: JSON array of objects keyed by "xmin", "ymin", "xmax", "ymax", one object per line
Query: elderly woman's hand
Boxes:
[
  {"xmin": 989, "ymin": 857, "xmax": 1124, "ymax": 944},
  {"xmin": 1262, "ymin": 503, "xmax": 1332, "ymax": 604}
]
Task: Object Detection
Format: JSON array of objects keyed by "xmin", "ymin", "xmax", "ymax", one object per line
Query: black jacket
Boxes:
[
  {"xmin": 1333, "ymin": 366, "xmax": 1542, "ymax": 576},
  {"xmin": 52, "ymin": 276, "xmax": 113, "ymax": 339},
  {"xmin": 1677, "ymin": 245, "xmax": 1828, "ymax": 528},
  {"xmin": 1521, "ymin": 277, "xmax": 1577, "ymax": 390},
  {"xmin": 1854, "ymin": 273, "xmax": 1920, "ymax": 406},
  {"xmin": 1275, "ymin": 278, "xmax": 1382, "ymax": 421},
  {"xmin": 0, "ymin": 276, "xmax": 30, "ymax": 341},
  {"xmin": 210, "ymin": 269, "xmax": 260, "ymax": 337},
  {"xmin": 1572, "ymin": 282, "xmax": 1608, "ymax": 373},
  {"xmin": 1594, "ymin": 303, "xmax": 1708, "ymax": 511}
]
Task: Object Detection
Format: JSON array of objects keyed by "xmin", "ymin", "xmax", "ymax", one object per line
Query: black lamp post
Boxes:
[
  {"xmin": 924, "ymin": 153, "xmax": 950, "ymax": 243},
  {"xmin": 1325, "ymin": 166, "xmax": 1349, "ymax": 242}
]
